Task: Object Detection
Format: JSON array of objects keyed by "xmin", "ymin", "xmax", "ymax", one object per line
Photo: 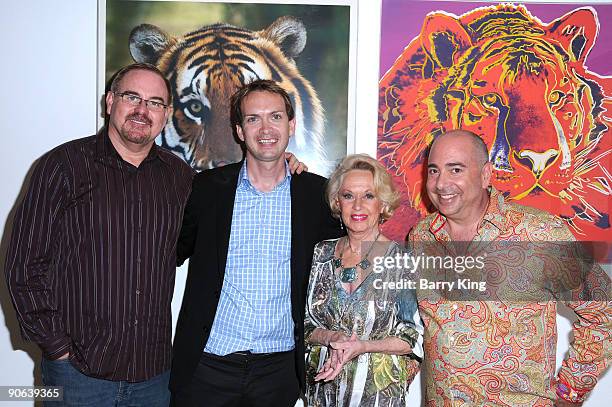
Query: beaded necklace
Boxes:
[{"xmin": 332, "ymin": 231, "xmax": 381, "ymax": 283}]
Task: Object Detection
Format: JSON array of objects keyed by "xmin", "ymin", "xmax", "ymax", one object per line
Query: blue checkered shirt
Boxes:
[{"xmin": 204, "ymin": 161, "xmax": 294, "ymax": 355}]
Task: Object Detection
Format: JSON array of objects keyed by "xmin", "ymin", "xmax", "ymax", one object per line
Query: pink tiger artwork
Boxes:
[{"xmin": 378, "ymin": 4, "xmax": 611, "ymax": 243}]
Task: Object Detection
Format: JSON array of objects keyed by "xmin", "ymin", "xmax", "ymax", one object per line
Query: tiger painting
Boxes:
[
  {"xmin": 378, "ymin": 5, "xmax": 611, "ymax": 241},
  {"xmin": 129, "ymin": 16, "xmax": 328, "ymax": 174}
]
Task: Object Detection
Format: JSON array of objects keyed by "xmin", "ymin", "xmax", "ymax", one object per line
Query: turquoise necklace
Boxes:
[{"xmin": 333, "ymin": 231, "xmax": 381, "ymax": 283}]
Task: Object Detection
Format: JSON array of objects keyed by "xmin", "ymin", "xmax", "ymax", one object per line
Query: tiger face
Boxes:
[
  {"xmin": 379, "ymin": 5, "xmax": 611, "ymax": 240},
  {"xmin": 129, "ymin": 16, "xmax": 327, "ymax": 174}
]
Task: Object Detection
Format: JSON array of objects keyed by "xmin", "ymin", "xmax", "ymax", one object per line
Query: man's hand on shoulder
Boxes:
[{"xmin": 285, "ymin": 152, "xmax": 308, "ymax": 174}]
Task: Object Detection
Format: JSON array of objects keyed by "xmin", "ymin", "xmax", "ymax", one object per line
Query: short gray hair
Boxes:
[
  {"xmin": 109, "ymin": 62, "xmax": 172, "ymax": 105},
  {"xmin": 326, "ymin": 154, "xmax": 400, "ymax": 221}
]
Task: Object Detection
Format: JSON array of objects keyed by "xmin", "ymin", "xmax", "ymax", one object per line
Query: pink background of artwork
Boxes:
[{"xmin": 379, "ymin": 0, "xmax": 612, "ymax": 77}]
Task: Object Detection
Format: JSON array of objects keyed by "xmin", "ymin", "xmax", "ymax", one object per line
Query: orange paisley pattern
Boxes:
[{"xmin": 409, "ymin": 188, "xmax": 610, "ymax": 406}]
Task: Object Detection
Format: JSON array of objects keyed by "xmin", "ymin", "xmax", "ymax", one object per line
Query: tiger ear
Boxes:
[
  {"xmin": 129, "ymin": 24, "xmax": 174, "ymax": 64},
  {"xmin": 261, "ymin": 16, "xmax": 307, "ymax": 59},
  {"xmin": 420, "ymin": 12, "xmax": 472, "ymax": 71},
  {"xmin": 547, "ymin": 7, "xmax": 598, "ymax": 63}
]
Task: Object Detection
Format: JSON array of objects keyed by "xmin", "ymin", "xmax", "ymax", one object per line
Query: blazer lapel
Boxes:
[
  {"xmin": 290, "ymin": 175, "xmax": 306, "ymax": 322},
  {"xmin": 216, "ymin": 163, "xmax": 241, "ymax": 278}
]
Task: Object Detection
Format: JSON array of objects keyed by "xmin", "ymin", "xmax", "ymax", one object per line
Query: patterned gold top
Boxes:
[{"xmin": 304, "ymin": 239, "xmax": 423, "ymax": 407}]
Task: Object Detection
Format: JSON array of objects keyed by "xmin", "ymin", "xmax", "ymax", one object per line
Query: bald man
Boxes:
[
  {"xmin": 409, "ymin": 130, "xmax": 609, "ymax": 406},
  {"xmin": 424, "ymin": 130, "xmax": 491, "ymax": 241}
]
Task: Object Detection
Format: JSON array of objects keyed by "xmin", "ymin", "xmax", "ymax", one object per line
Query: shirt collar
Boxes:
[
  {"xmin": 95, "ymin": 129, "xmax": 169, "ymax": 166},
  {"xmin": 237, "ymin": 159, "xmax": 292, "ymax": 192},
  {"xmin": 95, "ymin": 130, "xmax": 118, "ymax": 160},
  {"xmin": 428, "ymin": 186, "xmax": 507, "ymax": 239},
  {"xmin": 480, "ymin": 187, "xmax": 507, "ymax": 232}
]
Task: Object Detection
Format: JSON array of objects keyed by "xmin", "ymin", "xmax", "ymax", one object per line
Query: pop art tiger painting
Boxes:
[{"xmin": 378, "ymin": 4, "xmax": 611, "ymax": 242}]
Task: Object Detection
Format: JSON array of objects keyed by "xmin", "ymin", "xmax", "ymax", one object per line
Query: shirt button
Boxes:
[
  {"xmin": 136, "ymin": 290, "xmax": 141, "ymax": 295},
  {"xmin": 134, "ymin": 320, "xmax": 139, "ymax": 325},
  {"xmin": 137, "ymin": 258, "xmax": 142, "ymax": 263}
]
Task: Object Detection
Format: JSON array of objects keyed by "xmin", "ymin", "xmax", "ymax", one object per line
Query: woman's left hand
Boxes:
[
  {"xmin": 315, "ymin": 333, "xmax": 366, "ymax": 382},
  {"xmin": 330, "ymin": 332, "xmax": 366, "ymax": 364}
]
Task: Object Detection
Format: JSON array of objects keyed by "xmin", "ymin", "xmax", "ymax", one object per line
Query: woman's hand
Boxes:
[
  {"xmin": 330, "ymin": 332, "xmax": 366, "ymax": 363},
  {"xmin": 315, "ymin": 347, "xmax": 344, "ymax": 382},
  {"xmin": 315, "ymin": 332, "xmax": 366, "ymax": 382}
]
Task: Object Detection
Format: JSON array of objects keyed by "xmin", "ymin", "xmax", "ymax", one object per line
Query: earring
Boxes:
[
  {"xmin": 379, "ymin": 209, "xmax": 386, "ymax": 225},
  {"xmin": 340, "ymin": 219, "xmax": 345, "ymax": 230}
]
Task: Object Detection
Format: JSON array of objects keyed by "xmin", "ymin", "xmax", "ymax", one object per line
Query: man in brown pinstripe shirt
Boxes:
[{"xmin": 5, "ymin": 63, "xmax": 193, "ymax": 406}]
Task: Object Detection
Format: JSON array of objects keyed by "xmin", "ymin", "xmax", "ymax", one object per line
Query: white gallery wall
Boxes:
[{"xmin": 0, "ymin": 1, "xmax": 608, "ymax": 406}]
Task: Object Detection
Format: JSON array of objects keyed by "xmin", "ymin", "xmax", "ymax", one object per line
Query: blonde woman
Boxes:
[{"xmin": 304, "ymin": 154, "xmax": 423, "ymax": 407}]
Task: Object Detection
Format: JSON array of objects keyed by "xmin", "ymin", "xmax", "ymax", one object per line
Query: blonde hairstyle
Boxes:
[{"xmin": 326, "ymin": 154, "xmax": 400, "ymax": 221}]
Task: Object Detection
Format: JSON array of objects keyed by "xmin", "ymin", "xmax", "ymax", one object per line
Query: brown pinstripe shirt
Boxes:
[{"xmin": 5, "ymin": 132, "xmax": 193, "ymax": 381}]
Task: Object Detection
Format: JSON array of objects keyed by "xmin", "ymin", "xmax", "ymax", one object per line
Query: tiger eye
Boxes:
[
  {"xmin": 483, "ymin": 94, "xmax": 497, "ymax": 105},
  {"xmin": 190, "ymin": 102, "xmax": 202, "ymax": 113},
  {"xmin": 548, "ymin": 91, "xmax": 563, "ymax": 104}
]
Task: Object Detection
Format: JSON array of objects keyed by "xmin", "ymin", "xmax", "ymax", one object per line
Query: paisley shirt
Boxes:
[
  {"xmin": 304, "ymin": 239, "xmax": 424, "ymax": 407},
  {"xmin": 409, "ymin": 187, "xmax": 610, "ymax": 406}
]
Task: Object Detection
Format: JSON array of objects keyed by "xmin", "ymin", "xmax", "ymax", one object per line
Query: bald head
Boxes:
[
  {"xmin": 429, "ymin": 130, "xmax": 489, "ymax": 166},
  {"xmin": 425, "ymin": 129, "xmax": 492, "ymax": 226}
]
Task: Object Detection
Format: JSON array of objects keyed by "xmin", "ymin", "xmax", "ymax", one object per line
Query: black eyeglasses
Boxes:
[{"xmin": 114, "ymin": 92, "xmax": 168, "ymax": 112}]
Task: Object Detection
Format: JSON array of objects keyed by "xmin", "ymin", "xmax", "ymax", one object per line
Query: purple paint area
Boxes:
[{"xmin": 379, "ymin": 0, "xmax": 612, "ymax": 78}]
